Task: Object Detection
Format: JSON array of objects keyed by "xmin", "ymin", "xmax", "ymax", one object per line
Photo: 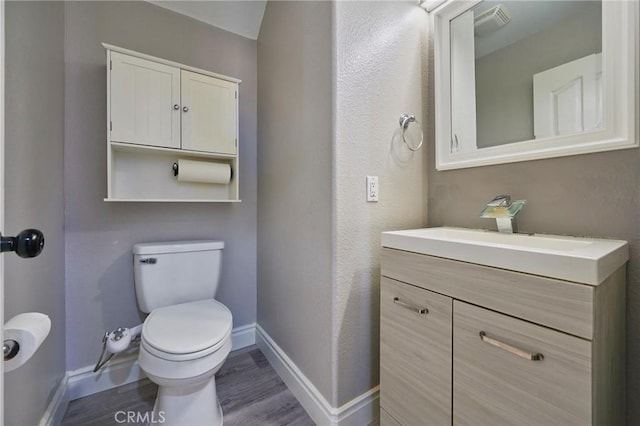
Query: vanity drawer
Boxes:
[
  {"xmin": 382, "ymin": 248, "xmax": 594, "ymax": 339},
  {"xmin": 453, "ymin": 301, "xmax": 591, "ymax": 426},
  {"xmin": 380, "ymin": 277, "xmax": 452, "ymax": 426}
]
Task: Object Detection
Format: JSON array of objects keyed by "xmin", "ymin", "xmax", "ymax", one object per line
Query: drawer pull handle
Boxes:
[
  {"xmin": 479, "ymin": 331, "xmax": 544, "ymax": 361},
  {"xmin": 393, "ymin": 297, "xmax": 428, "ymax": 315}
]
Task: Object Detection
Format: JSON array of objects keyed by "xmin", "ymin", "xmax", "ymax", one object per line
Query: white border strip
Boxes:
[
  {"xmin": 255, "ymin": 324, "xmax": 379, "ymax": 426},
  {"xmin": 229, "ymin": 322, "xmax": 256, "ymax": 351},
  {"xmin": 39, "ymin": 323, "xmax": 256, "ymax": 424},
  {"xmin": 38, "ymin": 374, "xmax": 69, "ymax": 426},
  {"xmin": 67, "ymin": 352, "xmax": 144, "ymax": 401}
]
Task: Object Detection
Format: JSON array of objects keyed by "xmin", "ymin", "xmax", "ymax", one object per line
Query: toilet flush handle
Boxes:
[{"xmin": 140, "ymin": 258, "xmax": 157, "ymax": 264}]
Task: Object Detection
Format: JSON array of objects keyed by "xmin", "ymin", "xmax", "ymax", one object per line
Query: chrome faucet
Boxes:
[{"xmin": 480, "ymin": 195, "xmax": 526, "ymax": 234}]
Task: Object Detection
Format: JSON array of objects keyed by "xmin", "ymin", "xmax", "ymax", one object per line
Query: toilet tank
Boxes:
[{"xmin": 133, "ymin": 240, "xmax": 224, "ymax": 313}]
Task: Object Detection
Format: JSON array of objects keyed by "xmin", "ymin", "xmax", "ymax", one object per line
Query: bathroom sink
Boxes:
[{"xmin": 381, "ymin": 227, "xmax": 628, "ymax": 285}]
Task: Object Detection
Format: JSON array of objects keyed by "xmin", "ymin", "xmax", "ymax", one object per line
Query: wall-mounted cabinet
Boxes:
[{"xmin": 104, "ymin": 44, "xmax": 241, "ymax": 202}]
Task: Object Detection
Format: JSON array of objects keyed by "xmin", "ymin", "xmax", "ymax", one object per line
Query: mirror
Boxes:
[
  {"xmin": 457, "ymin": 1, "xmax": 601, "ymax": 149},
  {"xmin": 434, "ymin": 0, "xmax": 638, "ymax": 170}
]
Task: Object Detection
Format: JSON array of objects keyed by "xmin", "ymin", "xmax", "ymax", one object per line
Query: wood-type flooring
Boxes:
[{"xmin": 62, "ymin": 346, "xmax": 315, "ymax": 426}]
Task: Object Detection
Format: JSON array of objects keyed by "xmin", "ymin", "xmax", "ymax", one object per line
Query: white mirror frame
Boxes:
[{"xmin": 434, "ymin": 0, "xmax": 639, "ymax": 170}]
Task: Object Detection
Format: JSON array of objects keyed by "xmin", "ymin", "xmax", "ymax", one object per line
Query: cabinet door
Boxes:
[
  {"xmin": 380, "ymin": 407, "xmax": 402, "ymax": 426},
  {"xmin": 181, "ymin": 70, "xmax": 237, "ymax": 155},
  {"xmin": 380, "ymin": 277, "xmax": 452, "ymax": 426},
  {"xmin": 110, "ymin": 52, "xmax": 180, "ymax": 148},
  {"xmin": 453, "ymin": 301, "xmax": 591, "ymax": 426}
]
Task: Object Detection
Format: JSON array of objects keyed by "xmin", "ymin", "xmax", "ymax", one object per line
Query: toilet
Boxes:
[{"xmin": 133, "ymin": 240, "xmax": 232, "ymax": 426}]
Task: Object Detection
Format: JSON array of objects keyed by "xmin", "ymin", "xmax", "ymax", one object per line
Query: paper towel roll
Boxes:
[
  {"xmin": 3, "ymin": 312, "xmax": 51, "ymax": 372},
  {"xmin": 177, "ymin": 159, "xmax": 231, "ymax": 185}
]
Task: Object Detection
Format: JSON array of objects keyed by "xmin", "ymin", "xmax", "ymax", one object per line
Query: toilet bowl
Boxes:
[
  {"xmin": 139, "ymin": 300, "xmax": 232, "ymax": 425},
  {"xmin": 133, "ymin": 241, "xmax": 232, "ymax": 426}
]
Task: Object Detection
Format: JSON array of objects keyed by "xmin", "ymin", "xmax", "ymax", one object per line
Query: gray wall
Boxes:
[
  {"xmin": 257, "ymin": 1, "xmax": 335, "ymax": 402},
  {"xmin": 427, "ymin": 21, "xmax": 640, "ymax": 425},
  {"xmin": 4, "ymin": 2, "xmax": 66, "ymax": 425},
  {"xmin": 257, "ymin": 0, "xmax": 429, "ymax": 408},
  {"xmin": 333, "ymin": 1, "xmax": 428, "ymax": 406},
  {"xmin": 64, "ymin": 1, "xmax": 257, "ymax": 371},
  {"xmin": 475, "ymin": 5, "xmax": 601, "ymax": 148}
]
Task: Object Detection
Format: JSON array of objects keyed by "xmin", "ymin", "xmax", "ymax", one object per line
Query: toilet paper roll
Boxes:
[
  {"xmin": 177, "ymin": 159, "xmax": 232, "ymax": 185},
  {"xmin": 3, "ymin": 312, "xmax": 51, "ymax": 372}
]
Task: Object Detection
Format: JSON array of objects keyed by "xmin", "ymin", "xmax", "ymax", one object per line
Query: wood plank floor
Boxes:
[{"xmin": 62, "ymin": 346, "xmax": 315, "ymax": 426}]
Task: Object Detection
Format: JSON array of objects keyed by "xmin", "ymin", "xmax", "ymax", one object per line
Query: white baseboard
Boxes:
[
  {"xmin": 255, "ymin": 324, "xmax": 379, "ymax": 426},
  {"xmin": 67, "ymin": 352, "xmax": 145, "ymax": 401},
  {"xmin": 230, "ymin": 322, "xmax": 256, "ymax": 350},
  {"xmin": 38, "ymin": 374, "xmax": 69, "ymax": 426},
  {"xmin": 38, "ymin": 323, "xmax": 256, "ymax": 425}
]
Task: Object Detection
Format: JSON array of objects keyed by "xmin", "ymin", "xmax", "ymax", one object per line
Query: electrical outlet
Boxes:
[{"xmin": 366, "ymin": 176, "xmax": 379, "ymax": 202}]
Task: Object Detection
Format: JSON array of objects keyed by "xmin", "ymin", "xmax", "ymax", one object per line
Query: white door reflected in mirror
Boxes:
[{"xmin": 533, "ymin": 53, "xmax": 603, "ymax": 139}]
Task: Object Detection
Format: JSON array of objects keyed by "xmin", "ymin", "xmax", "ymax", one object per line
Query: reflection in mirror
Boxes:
[
  {"xmin": 451, "ymin": 1, "xmax": 602, "ymax": 150},
  {"xmin": 435, "ymin": 0, "xmax": 636, "ymax": 170}
]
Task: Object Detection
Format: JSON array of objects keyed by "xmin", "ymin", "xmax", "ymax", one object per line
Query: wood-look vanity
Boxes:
[{"xmin": 380, "ymin": 245, "xmax": 626, "ymax": 426}]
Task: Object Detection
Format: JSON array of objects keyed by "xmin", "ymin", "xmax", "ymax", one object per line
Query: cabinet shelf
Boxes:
[
  {"xmin": 110, "ymin": 141, "xmax": 237, "ymax": 160},
  {"xmin": 107, "ymin": 147, "xmax": 238, "ymax": 202},
  {"xmin": 104, "ymin": 198, "xmax": 242, "ymax": 203}
]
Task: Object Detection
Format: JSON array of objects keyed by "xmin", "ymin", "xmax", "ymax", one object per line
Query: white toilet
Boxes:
[{"xmin": 133, "ymin": 240, "xmax": 233, "ymax": 426}]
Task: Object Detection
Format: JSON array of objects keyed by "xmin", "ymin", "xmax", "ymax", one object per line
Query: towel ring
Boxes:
[{"xmin": 399, "ymin": 113, "xmax": 423, "ymax": 151}]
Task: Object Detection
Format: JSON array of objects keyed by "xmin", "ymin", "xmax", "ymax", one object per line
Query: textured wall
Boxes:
[
  {"xmin": 426, "ymin": 14, "xmax": 640, "ymax": 424},
  {"xmin": 4, "ymin": 2, "xmax": 66, "ymax": 425},
  {"xmin": 257, "ymin": 1, "xmax": 334, "ymax": 401},
  {"xmin": 64, "ymin": 1, "xmax": 257, "ymax": 371},
  {"xmin": 257, "ymin": 0, "xmax": 428, "ymax": 407},
  {"xmin": 334, "ymin": 1, "xmax": 428, "ymax": 406}
]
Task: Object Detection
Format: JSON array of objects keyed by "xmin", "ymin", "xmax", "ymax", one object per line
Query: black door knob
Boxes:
[{"xmin": 0, "ymin": 229, "xmax": 45, "ymax": 258}]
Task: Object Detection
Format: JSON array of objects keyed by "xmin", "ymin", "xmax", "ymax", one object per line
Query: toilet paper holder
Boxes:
[
  {"xmin": 172, "ymin": 162, "xmax": 233, "ymax": 179},
  {"xmin": 3, "ymin": 339, "xmax": 20, "ymax": 361},
  {"xmin": 3, "ymin": 312, "xmax": 52, "ymax": 371}
]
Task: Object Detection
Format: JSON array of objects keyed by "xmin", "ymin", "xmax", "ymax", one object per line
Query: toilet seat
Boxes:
[{"xmin": 142, "ymin": 299, "xmax": 232, "ymax": 362}]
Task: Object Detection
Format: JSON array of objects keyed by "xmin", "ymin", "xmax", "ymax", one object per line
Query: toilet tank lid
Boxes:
[{"xmin": 133, "ymin": 240, "xmax": 224, "ymax": 255}]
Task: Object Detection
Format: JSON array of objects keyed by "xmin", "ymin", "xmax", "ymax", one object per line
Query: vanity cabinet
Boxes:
[
  {"xmin": 380, "ymin": 248, "xmax": 625, "ymax": 426},
  {"xmin": 105, "ymin": 44, "xmax": 241, "ymax": 202},
  {"xmin": 380, "ymin": 277, "xmax": 452, "ymax": 426}
]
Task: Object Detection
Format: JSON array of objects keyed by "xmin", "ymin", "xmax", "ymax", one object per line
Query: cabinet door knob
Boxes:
[
  {"xmin": 183, "ymin": 106, "xmax": 189, "ymax": 112},
  {"xmin": 173, "ymin": 104, "xmax": 180, "ymax": 110}
]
